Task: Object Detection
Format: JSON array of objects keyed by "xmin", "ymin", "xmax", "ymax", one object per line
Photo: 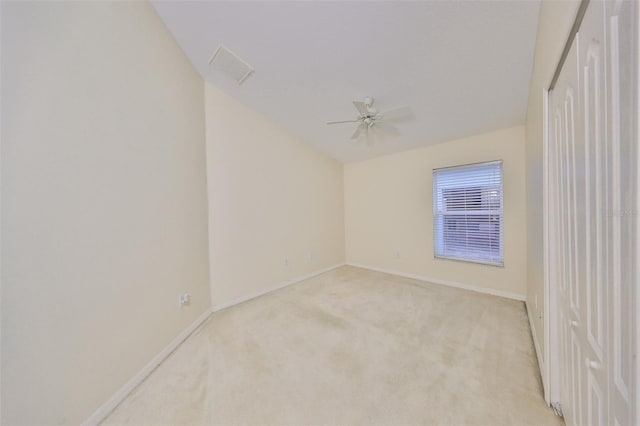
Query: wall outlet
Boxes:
[
  {"xmin": 394, "ymin": 250, "xmax": 400, "ymax": 258},
  {"xmin": 179, "ymin": 293, "xmax": 190, "ymax": 307},
  {"xmin": 284, "ymin": 258, "xmax": 289, "ymax": 268},
  {"xmin": 308, "ymin": 251, "xmax": 314, "ymax": 262},
  {"xmin": 535, "ymin": 294, "xmax": 538, "ymax": 310}
]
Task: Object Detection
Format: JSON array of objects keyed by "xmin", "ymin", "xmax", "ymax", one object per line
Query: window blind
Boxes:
[{"xmin": 433, "ymin": 161, "xmax": 504, "ymax": 266}]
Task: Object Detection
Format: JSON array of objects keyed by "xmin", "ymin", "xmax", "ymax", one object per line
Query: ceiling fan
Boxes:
[{"xmin": 327, "ymin": 97, "xmax": 412, "ymax": 140}]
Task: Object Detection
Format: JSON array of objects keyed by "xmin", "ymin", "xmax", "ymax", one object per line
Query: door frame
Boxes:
[
  {"xmin": 542, "ymin": 87, "xmax": 557, "ymax": 406},
  {"xmin": 630, "ymin": 1, "xmax": 640, "ymax": 420}
]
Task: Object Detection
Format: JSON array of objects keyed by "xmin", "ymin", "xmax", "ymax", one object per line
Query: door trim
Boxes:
[
  {"xmin": 548, "ymin": 0, "xmax": 591, "ymax": 91},
  {"xmin": 542, "ymin": 87, "xmax": 552, "ymax": 405},
  {"xmin": 635, "ymin": 3, "xmax": 640, "ymax": 423}
]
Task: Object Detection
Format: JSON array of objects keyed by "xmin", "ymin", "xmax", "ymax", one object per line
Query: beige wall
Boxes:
[
  {"xmin": 525, "ymin": 0, "xmax": 580, "ymax": 362},
  {"xmin": 1, "ymin": 2, "xmax": 211, "ymax": 424},
  {"xmin": 345, "ymin": 126, "xmax": 527, "ymax": 298},
  {"xmin": 0, "ymin": 0, "xmax": 580, "ymax": 422},
  {"xmin": 205, "ymin": 84, "xmax": 345, "ymax": 307}
]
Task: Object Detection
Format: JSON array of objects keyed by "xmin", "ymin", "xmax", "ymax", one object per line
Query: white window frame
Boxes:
[{"xmin": 433, "ymin": 160, "xmax": 504, "ymax": 267}]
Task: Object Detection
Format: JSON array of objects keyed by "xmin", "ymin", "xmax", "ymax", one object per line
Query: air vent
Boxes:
[{"xmin": 208, "ymin": 45, "xmax": 254, "ymax": 85}]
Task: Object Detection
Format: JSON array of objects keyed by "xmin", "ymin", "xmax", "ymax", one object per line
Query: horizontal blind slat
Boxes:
[{"xmin": 433, "ymin": 161, "xmax": 503, "ymax": 265}]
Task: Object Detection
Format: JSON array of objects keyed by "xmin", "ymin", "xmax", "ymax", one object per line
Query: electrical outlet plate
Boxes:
[{"xmin": 179, "ymin": 293, "xmax": 191, "ymax": 307}]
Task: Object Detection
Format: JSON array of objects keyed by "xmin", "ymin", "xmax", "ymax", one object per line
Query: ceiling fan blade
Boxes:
[
  {"xmin": 327, "ymin": 119, "xmax": 360, "ymax": 125},
  {"xmin": 365, "ymin": 125, "xmax": 376, "ymax": 146},
  {"xmin": 375, "ymin": 122, "xmax": 400, "ymax": 137},
  {"xmin": 379, "ymin": 105, "xmax": 415, "ymax": 122},
  {"xmin": 351, "ymin": 123, "xmax": 364, "ymax": 139},
  {"xmin": 352, "ymin": 100, "xmax": 368, "ymax": 115}
]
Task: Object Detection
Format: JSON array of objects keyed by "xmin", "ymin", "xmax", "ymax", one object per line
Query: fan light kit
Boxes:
[{"xmin": 327, "ymin": 96, "xmax": 411, "ymax": 140}]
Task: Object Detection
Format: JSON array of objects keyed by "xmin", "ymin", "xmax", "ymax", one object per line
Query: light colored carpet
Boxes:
[{"xmin": 102, "ymin": 266, "xmax": 563, "ymax": 425}]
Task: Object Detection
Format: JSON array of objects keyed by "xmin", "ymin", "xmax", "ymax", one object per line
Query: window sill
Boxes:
[{"xmin": 434, "ymin": 255, "xmax": 504, "ymax": 268}]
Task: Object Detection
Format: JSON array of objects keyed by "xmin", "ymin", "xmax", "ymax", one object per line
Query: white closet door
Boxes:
[
  {"xmin": 577, "ymin": 2, "xmax": 609, "ymax": 424},
  {"xmin": 552, "ymin": 31, "xmax": 587, "ymax": 426},
  {"xmin": 605, "ymin": 1, "xmax": 637, "ymax": 425},
  {"xmin": 550, "ymin": 1, "xmax": 637, "ymax": 425}
]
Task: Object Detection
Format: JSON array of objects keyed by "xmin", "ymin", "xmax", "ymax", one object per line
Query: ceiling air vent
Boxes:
[{"xmin": 208, "ymin": 45, "xmax": 254, "ymax": 85}]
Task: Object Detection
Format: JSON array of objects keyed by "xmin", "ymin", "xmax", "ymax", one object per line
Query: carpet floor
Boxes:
[{"xmin": 102, "ymin": 266, "xmax": 563, "ymax": 425}]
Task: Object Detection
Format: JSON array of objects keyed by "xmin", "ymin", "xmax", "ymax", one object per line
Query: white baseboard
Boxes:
[
  {"xmin": 83, "ymin": 262, "xmax": 345, "ymax": 425},
  {"xmin": 211, "ymin": 263, "xmax": 345, "ymax": 312},
  {"xmin": 82, "ymin": 307, "xmax": 213, "ymax": 426},
  {"xmin": 526, "ymin": 301, "xmax": 547, "ymax": 398},
  {"xmin": 84, "ymin": 262, "xmax": 526, "ymax": 424},
  {"xmin": 345, "ymin": 262, "xmax": 526, "ymax": 301}
]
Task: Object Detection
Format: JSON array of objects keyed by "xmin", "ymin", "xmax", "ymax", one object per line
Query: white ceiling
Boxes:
[{"xmin": 152, "ymin": 1, "xmax": 540, "ymax": 163}]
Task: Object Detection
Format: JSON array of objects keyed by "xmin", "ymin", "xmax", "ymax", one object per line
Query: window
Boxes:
[{"xmin": 433, "ymin": 161, "xmax": 503, "ymax": 266}]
